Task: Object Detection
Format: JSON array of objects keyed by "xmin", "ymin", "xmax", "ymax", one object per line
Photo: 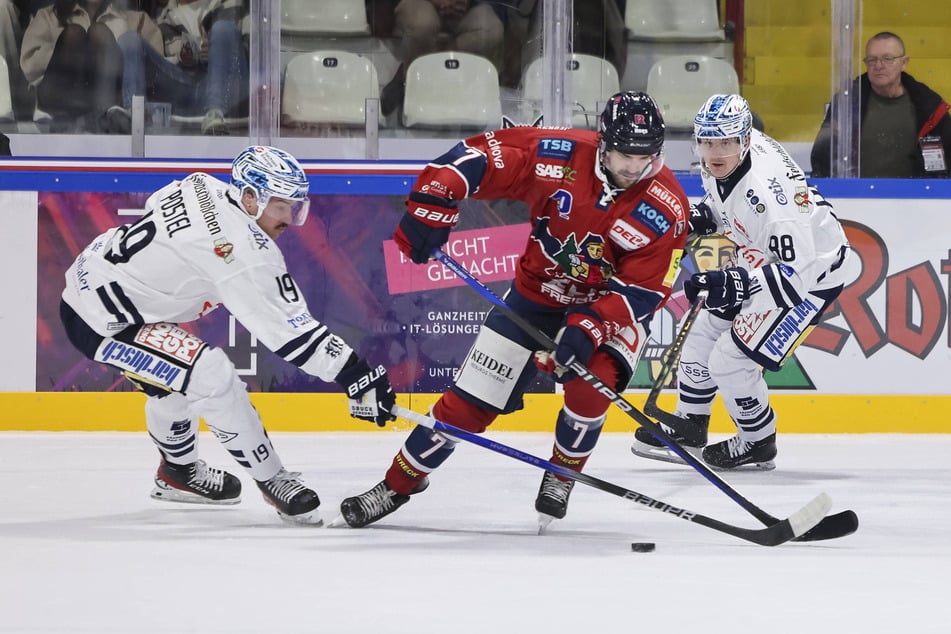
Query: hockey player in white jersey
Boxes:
[
  {"xmin": 631, "ymin": 95, "xmax": 851, "ymax": 470},
  {"xmin": 59, "ymin": 146, "xmax": 396, "ymax": 523}
]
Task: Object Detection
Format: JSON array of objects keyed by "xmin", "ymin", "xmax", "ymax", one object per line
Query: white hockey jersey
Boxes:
[
  {"xmin": 61, "ymin": 172, "xmax": 352, "ymax": 383},
  {"xmin": 700, "ymin": 128, "xmax": 850, "ymax": 313}
]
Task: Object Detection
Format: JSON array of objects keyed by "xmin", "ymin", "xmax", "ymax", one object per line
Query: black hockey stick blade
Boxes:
[
  {"xmin": 392, "ymin": 406, "xmax": 830, "ymax": 547},
  {"xmin": 795, "ymin": 509, "xmax": 859, "ymax": 541}
]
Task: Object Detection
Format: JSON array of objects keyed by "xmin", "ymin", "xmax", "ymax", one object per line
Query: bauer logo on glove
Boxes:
[{"xmin": 335, "ymin": 358, "xmax": 397, "ymax": 427}]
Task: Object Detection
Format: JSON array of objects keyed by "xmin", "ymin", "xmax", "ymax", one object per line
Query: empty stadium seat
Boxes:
[
  {"xmin": 281, "ymin": 0, "xmax": 370, "ymax": 36},
  {"xmin": 402, "ymin": 52, "xmax": 501, "ymax": 129},
  {"xmin": 646, "ymin": 55, "xmax": 739, "ymax": 130},
  {"xmin": 282, "ymin": 50, "xmax": 383, "ymax": 127},
  {"xmin": 520, "ymin": 54, "xmax": 620, "ymax": 129},
  {"xmin": 625, "ymin": 0, "xmax": 725, "ymax": 42}
]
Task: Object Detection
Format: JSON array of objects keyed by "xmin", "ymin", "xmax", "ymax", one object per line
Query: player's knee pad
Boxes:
[
  {"xmin": 708, "ymin": 335, "xmax": 763, "ymax": 392},
  {"xmin": 451, "ymin": 321, "xmax": 536, "ymax": 415},
  {"xmin": 184, "ymin": 346, "xmax": 241, "ymax": 400}
]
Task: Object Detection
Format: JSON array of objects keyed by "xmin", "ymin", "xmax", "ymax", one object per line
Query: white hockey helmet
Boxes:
[
  {"xmin": 694, "ymin": 94, "xmax": 753, "ymax": 141},
  {"xmin": 230, "ymin": 146, "xmax": 311, "ymax": 225}
]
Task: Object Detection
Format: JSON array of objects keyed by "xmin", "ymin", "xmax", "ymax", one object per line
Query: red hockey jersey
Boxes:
[{"xmin": 409, "ymin": 126, "xmax": 689, "ymax": 329}]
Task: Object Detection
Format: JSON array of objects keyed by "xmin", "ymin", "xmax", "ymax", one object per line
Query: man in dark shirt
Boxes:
[{"xmin": 811, "ymin": 31, "xmax": 951, "ymax": 178}]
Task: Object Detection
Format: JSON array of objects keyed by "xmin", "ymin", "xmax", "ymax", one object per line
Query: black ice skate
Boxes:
[
  {"xmin": 630, "ymin": 414, "xmax": 709, "ymax": 465},
  {"xmin": 702, "ymin": 433, "xmax": 777, "ymax": 471},
  {"xmin": 151, "ymin": 458, "xmax": 242, "ymax": 505},
  {"xmin": 256, "ymin": 469, "xmax": 322, "ymax": 525},
  {"xmin": 535, "ymin": 471, "xmax": 575, "ymax": 532},
  {"xmin": 334, "ymin": 478, "xmax": 428, "ymax": 528}
]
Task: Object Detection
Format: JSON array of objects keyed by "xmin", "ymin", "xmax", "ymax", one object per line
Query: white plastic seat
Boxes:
[
  {"xmin": 281, "ymin": 0, "xmax": 370, "ymax": 36},
  {"xmin": 282, "ymin": 50, "xmax": 382, "ymax": 127},
  {"xmin": 625, "ymin": 0, "xmax": 725, "ymax": 42},
  {"xmin": 0, "ymin": 56, "xmax": 14, "ymax": 122},
  {"xmin": 520, "ymin": 54, "xmax": 619, "ymax": 129},
  {"xmin": 402, "ymin": 52, "xmax": 501, "ymax": 129},
  {"xmin": 646, "ymin": 55, "xmax": 739, "ymax": 130}
]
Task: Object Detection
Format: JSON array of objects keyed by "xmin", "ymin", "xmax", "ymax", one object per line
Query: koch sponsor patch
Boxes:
[
  {"xmin": 537, "ymin": 138, "xmax": 575, "ymax": 160},
  {"xmin": 632, "ymin": 201, "xmax": 672, "ymax": 237}
]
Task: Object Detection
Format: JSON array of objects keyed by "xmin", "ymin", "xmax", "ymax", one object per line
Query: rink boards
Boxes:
[{"xmin": 0, "ymin": 161, "xmax": 949, "ymax": 433}]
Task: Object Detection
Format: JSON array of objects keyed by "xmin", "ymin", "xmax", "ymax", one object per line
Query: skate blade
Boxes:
[
  {"xmin": 706, "ymin": 459, "xmax": 776, "ymax": 472},
  {"xmin": 537, "ymin": 513, "xmax": 556, "ymax": 534},
  {"xmin": 150, "ymin": 485, "xmax": 241, "ymax": 506},
  {"xmin": 276, "ymin": 509, "xmax": 324, "ymax": 526},
  {"xmin": 630, "ymin": 440, "xmax": 702, "ymax": 466},
  {"xmin": 326, "ymin": 514, "xmax": 350, "ymax": 528}
]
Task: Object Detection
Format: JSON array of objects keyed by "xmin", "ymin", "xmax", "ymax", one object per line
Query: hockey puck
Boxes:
[{"xmin": 630, "ymin": 542, "xmax": 656, "ymax": 553}]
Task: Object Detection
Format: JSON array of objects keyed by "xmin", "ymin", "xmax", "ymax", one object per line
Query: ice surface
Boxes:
[{"xmin": 1, "ymin": 432, "xmax": 949, "ymax": 633}]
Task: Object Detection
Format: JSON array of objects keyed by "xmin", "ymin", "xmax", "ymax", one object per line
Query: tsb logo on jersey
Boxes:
[
  {"xmin": 537, "ymin": 138, "xmax": 575, "ymax": 160},
  {"xmin": 609, "ymin": 219, "xmax": 651, "ymax": 250}
]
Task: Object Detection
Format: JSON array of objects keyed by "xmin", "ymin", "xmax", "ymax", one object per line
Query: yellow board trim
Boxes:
[{"xmin": 1, "ymin": 392, "xmax": 949, "ymax": 433}]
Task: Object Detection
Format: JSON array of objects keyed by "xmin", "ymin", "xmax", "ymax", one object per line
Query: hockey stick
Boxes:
[
  {"xmin": 432, "ymin": 248, "xmax": 858, "ymax": 542},
  {"xmin": 391, "ymin": 405, "xmax": 830, "ymax": 546},
  {"xmin": 642, "ymin": 295, "xmax": 706, "ymax": 442}
]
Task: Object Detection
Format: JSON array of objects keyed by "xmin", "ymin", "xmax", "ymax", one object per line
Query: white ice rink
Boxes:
[{"xmin": 1, "ymin": 431, "xmax": 949, "ymax": 634}]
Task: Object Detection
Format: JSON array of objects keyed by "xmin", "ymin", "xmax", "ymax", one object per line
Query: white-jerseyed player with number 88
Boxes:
[{"xmin": 631, "ymin": 95, "xmax": 852, "ymax": 471}]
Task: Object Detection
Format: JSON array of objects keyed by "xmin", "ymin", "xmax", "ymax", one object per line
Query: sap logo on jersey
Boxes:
[
  {"xmin": 534, "ymin": 163, "xmax": 576, "ymax": 181},
  {"xmin": 609, "ymin": 219, "xmax": 651, "ymax": 250},
  {"xmin": 633, "ymin": 202, "xmax": 671, "ymax": 237},
  {"xmin": 537, "ymin": 138, "xmax": 575, "ymax": 160}
]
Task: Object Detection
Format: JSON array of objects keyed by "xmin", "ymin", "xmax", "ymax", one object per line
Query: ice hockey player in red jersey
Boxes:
[
  {"xmin": 59, "ymin": 146, "xmax": 397, "ymax": 525},
  {"xmin": 337, "ymin": 92, "xmax": 691, "ymax": 530}
]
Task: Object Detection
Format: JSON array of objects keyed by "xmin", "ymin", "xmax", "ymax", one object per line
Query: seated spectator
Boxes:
[
  {"xmin": 20, "ymin": 0, "xmax": 163, "ymax": 133},
  {"xmin": 380, "ymin": 0, "xmax": 504, "ymax": 116},
  {"xmin": 0, "ymin": 1, "xmax": 31, "ymax": 117},
  {"xmin": 129, "ymin": 0, "xmax": 249, "ymax": 135},
  {"xmin": 811, "ymin": 31, "xmax": 951, "ymax": 178}
]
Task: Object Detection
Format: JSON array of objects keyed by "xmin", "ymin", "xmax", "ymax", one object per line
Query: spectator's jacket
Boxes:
[
  {"xmin": 811, "ymin": 72, "xmax": 951, "ymax": 178},
  {"xmin": 20, "ymin": 3, "xmax": 163, "ymax": 85},
  {"xmin": 156, "ymin": 0, "xmax": 249, "ymax": 64}
]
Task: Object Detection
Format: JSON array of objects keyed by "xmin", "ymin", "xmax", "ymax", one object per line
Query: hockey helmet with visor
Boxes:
[
  {"xmin": 230, "ymin": 146, "xmax": 311, "ymax": 226},
  {"xmin": 693, "ymin": 94, "xmax": 753, "ymax": 177}
]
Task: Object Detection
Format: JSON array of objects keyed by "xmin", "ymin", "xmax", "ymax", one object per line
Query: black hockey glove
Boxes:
[
  {"xmin": 393, "ymin": 191, "xmax": 459, "ymax": 264},
  {"xmin": 688, "ymin": 201, "xmax": 718, "ymax": 238},
  {"xmin": 335, "ymin": 357, "xmax": 396, "ymax": 427},
  {"xmin": 685, "ymin": 267, "xmax": 751, "ymax": 310}
]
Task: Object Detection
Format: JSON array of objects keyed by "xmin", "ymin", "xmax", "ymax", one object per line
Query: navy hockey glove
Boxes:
[
  {"xmin": 539, "ymin": 307, "xmax": 613, "ymax": 382},
  {"xmin": 685, "ymin": 267, "xmax": 751, "ymax": 310},
  {"xmin": 688, "ymin": 201, "xmax": 718, "ymax": 238},
  {"xmin": 335, "ymin": 357, "xmax": 397, "ymax": 427},
  {"xmin": 393, "ymin": 191, "xmax": 460, "ymax": 264}
]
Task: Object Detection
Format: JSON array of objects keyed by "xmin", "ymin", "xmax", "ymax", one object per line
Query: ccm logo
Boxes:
[{"xmin": 413, "ymin": 207, "xmax": 459, "ymax": 225}]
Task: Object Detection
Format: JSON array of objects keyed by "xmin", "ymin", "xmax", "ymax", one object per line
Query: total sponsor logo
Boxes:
[
  {"xmin": 609, "ymin": 218, "xmax": 651, "ymax": 250},
  {"xmin": 534, "ymin": 163, "xmax": 577, "ymax": 181},
  {"xmin": 286, "ymin": 311, "xmax": 315, "ymax": 329}
]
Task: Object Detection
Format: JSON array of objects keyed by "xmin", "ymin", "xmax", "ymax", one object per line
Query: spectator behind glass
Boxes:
[
  {"xmin": 811, "ymin": 31, "xmax": 951, "ymax": 178},
  {"xmin": 125, "ymin": 0, "xmax": 249, "ymax": 135},
  {"xmin": 380, "ymin": 0, "xmax": 504, "ymax": 117},
  {"xmin": 20, "ymin": 0, "xmax": 163, "ymax": 133}
]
